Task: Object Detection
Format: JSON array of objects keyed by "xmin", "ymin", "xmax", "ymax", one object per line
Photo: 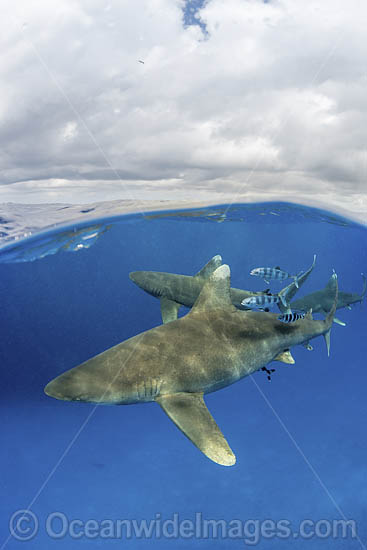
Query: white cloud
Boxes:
[{"xmin": 0, "ymin": 0, "xmax": 367, "ymax": 221}]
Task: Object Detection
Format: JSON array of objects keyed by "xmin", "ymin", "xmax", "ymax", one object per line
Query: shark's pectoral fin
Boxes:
[
  {"xmin": 274, "ymin": 350, "xmax": 295, "ymax": 364},
  {"xmin": 160, "ymin": 297, "xmax": 181, "ymax": 324},
  {"xmin": 333, "ymin": 316, "xmax": 346, "ymax": 326},
  {"xmin": 156, "ymin": 392, "xmax": 236, "ymax": 466}
]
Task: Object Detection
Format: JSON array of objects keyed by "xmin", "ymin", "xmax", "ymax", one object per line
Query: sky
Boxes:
[{"xmin": 0, "ymin": 0, "xmax": 367, "ymax": 220}]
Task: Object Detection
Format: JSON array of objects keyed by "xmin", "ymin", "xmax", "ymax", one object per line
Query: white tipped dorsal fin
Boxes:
[
  {"xmin": 195, "ymin": 255, "xmax": 222, "ymax": 279},
  {"xmin": 305, "ymin": 308, "xmax": 313, "ymax": 320},
  {"xmin": 190, "ymin": 264, "xmax": 234, "ymax": 314},
  {"xmin": 325, "ymin": 269, "xmax": 338, "ymax": 290}
]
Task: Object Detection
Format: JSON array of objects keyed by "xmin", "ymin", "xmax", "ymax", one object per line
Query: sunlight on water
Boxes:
[{"xmin": 0, "ymin": 202, "xmax": 360, "ymax": 263}]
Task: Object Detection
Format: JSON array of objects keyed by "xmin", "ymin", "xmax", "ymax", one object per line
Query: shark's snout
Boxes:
[
  {"xmin": 44, "ymin": 372, "xmax": 83, "ymax": 401},
  {"xmin": 129, "ymin": 271, "xmax": 155, "ymax": 292},
  {"xmin": 45, "ymin": 368, "xmax": 104, "ymax": 403},
  {"xmin": 129, "ymin": 271, "xmax": 164, "ymax": 297},
  {"xmin": 129, "ymin": 271, "xmax": 143, "ymax": 286}
]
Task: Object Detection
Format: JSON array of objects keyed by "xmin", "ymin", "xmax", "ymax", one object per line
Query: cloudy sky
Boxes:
[{"xmin": 0, "ymin": 0, "xmax": 367, "ymax": 219}]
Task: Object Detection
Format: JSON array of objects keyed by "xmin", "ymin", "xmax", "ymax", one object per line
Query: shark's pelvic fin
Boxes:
[
  {"xmin": 190, "ymin": 264, "xmax": 235, "ymax": 314},
  {"xmin": 157, "ymin": 392, "xmax": 236, "ymax": 466},
  {"xmin": 333, "ymin": 317, "xmax": 346, "ymax": 327},
  {"xmin": 160, "ymin": 297, "xmax": 181, "ymax": 324},
  {"xmin": 274, "ymin": 350, "xmax": 295, "ymax": 364},
  {"xmin": 195, "ymin": 255, "xmax": 222, "ymax": 279}
]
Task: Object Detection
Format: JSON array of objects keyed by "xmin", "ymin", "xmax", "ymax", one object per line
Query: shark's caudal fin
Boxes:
[
  {"xmin": 195, "ymin": 255, "xmax": 222, "ymax": 279},
  {"xmin": 278, "ymin": 254, "xmax": 317, "ymax": 313},
  {"xmin": 323, "ymin": 271, "xmax": 339, "ymax": 356},
  {"xmin": 360, "ymin": 273, "xmax": 366, "ymax": 303},
  {"xmin": 157, "ymin": 392, "xmax": 236, "ymax": 466}
]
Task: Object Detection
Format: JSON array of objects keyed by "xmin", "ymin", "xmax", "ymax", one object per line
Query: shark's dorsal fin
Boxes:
[
  {"xmin": 190, "ymin": 264, "xmax": 235, "ymax": 314},
  {"xmin": 160, "ymin": 297, "xmax": 181, "ymax": 324},
  {"xmin": 156, "ymin": 392, "xmax": 236, "ymax": 466},
  {"xmin": 195, "ymin": 255, "xmax": 222, "ymax": 279},
  {"xmin": 305, "ymin": 308, "xmax": 313, "ymax": 320},
  {"xmin": 325, "ymin": 271, "xmax": 337, "ymax": 290}
]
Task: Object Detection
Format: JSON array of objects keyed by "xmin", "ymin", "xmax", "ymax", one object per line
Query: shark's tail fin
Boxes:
[
  {"xmin": 293, "ymin": 269, "xmax": 305, "ymax": 288},
  {"xmin": 278, "ymin": 290, "xmax": 290, "ymax": 311},
  {"xmin": 360, "ymin": 273, "xmax": 366, "ymax": 304},
  {"xmin": 323, "ymin": 270, "xmax": 339, "ymax": 356},
  {"xmin": 277, "ymin": 255, "xmax": 317, "ymax": 312}
]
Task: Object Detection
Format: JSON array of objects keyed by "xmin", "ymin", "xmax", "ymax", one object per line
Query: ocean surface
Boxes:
[{"xmin": 0, "ymin": 201, "xmax": 366, "ymax": 549}]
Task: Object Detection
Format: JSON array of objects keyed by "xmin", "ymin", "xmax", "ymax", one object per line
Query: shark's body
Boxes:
[
  {"xmin": 129, "ymin": 255, "xmax": 316, "ymax": 323},
  {"xmin": 285, "ymin": 273, "xmax": 365, "ymax": 326},
  {"xmin": 45, "ymin": 265, "xmax": 337, "ymax": 466}
]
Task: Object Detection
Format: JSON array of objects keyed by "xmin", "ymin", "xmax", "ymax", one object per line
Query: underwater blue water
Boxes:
[{"xmin": 0, "ymin": 202, "xmax": 366, "ymax": 549}]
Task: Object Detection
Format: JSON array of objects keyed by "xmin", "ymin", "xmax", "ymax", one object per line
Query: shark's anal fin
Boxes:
[
  {"xmin": 333, "ymin": 317, "xmax": 346, "ymax": 327},
  {"xmin": 274, "ymin": 350, "xmax": 295, "ymax": 364},
  {"xmin": 195, "ymin": 255, "xmax": 222, "ymax": 279},
  {"xmin": 156, "ymin": 392, "xmax": 236, "ymax": 466},
  {"xmin": 160, "ymin": 297, "xmax": 181, "ymax": 324}
]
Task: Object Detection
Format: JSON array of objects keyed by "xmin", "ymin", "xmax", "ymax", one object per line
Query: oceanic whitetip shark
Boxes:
[
  {"xmin": 279, "ymin": 271, "xmax": 366, "ymax": 327},
  {"xmin": 45, "ymin": 264, "xmax": 337, "ymax": 467},
  {"xmin": 129, "ymin": 254, "xmax": 316, "ymax": 323}
]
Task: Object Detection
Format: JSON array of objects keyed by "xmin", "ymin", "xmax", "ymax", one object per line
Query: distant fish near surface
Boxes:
[
  {"xmin": 250, "ymin": 266, "xmax": 302, "ymax": 288},
  {"xmin": 241, "ymin": 294, "xmax": 284, "ymax": 309},
  {"xmin": 278, "ymin": 312, "xmax": 306, "ymax": 323}
]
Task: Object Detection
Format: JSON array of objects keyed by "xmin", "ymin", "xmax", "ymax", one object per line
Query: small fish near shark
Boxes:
[
  {"xmin": 250, "ymin": 265, "xmax": 303, "ymax": 288},
  {"xmin": 45, "ymin": 265, "xmax": 338, "ymax": 467}
]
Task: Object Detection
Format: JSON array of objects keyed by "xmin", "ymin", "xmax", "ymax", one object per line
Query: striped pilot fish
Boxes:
[
  {"xmin": 250, "ymin": 266, "xmax": 302, "ymax": 288},
  {"xmin": 277, "ymin": 311, "xmax": 306, "ymax": 323},
  {"xmin": 241, "ymin": 293, "xmax": 287, "ymax": 309}
]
